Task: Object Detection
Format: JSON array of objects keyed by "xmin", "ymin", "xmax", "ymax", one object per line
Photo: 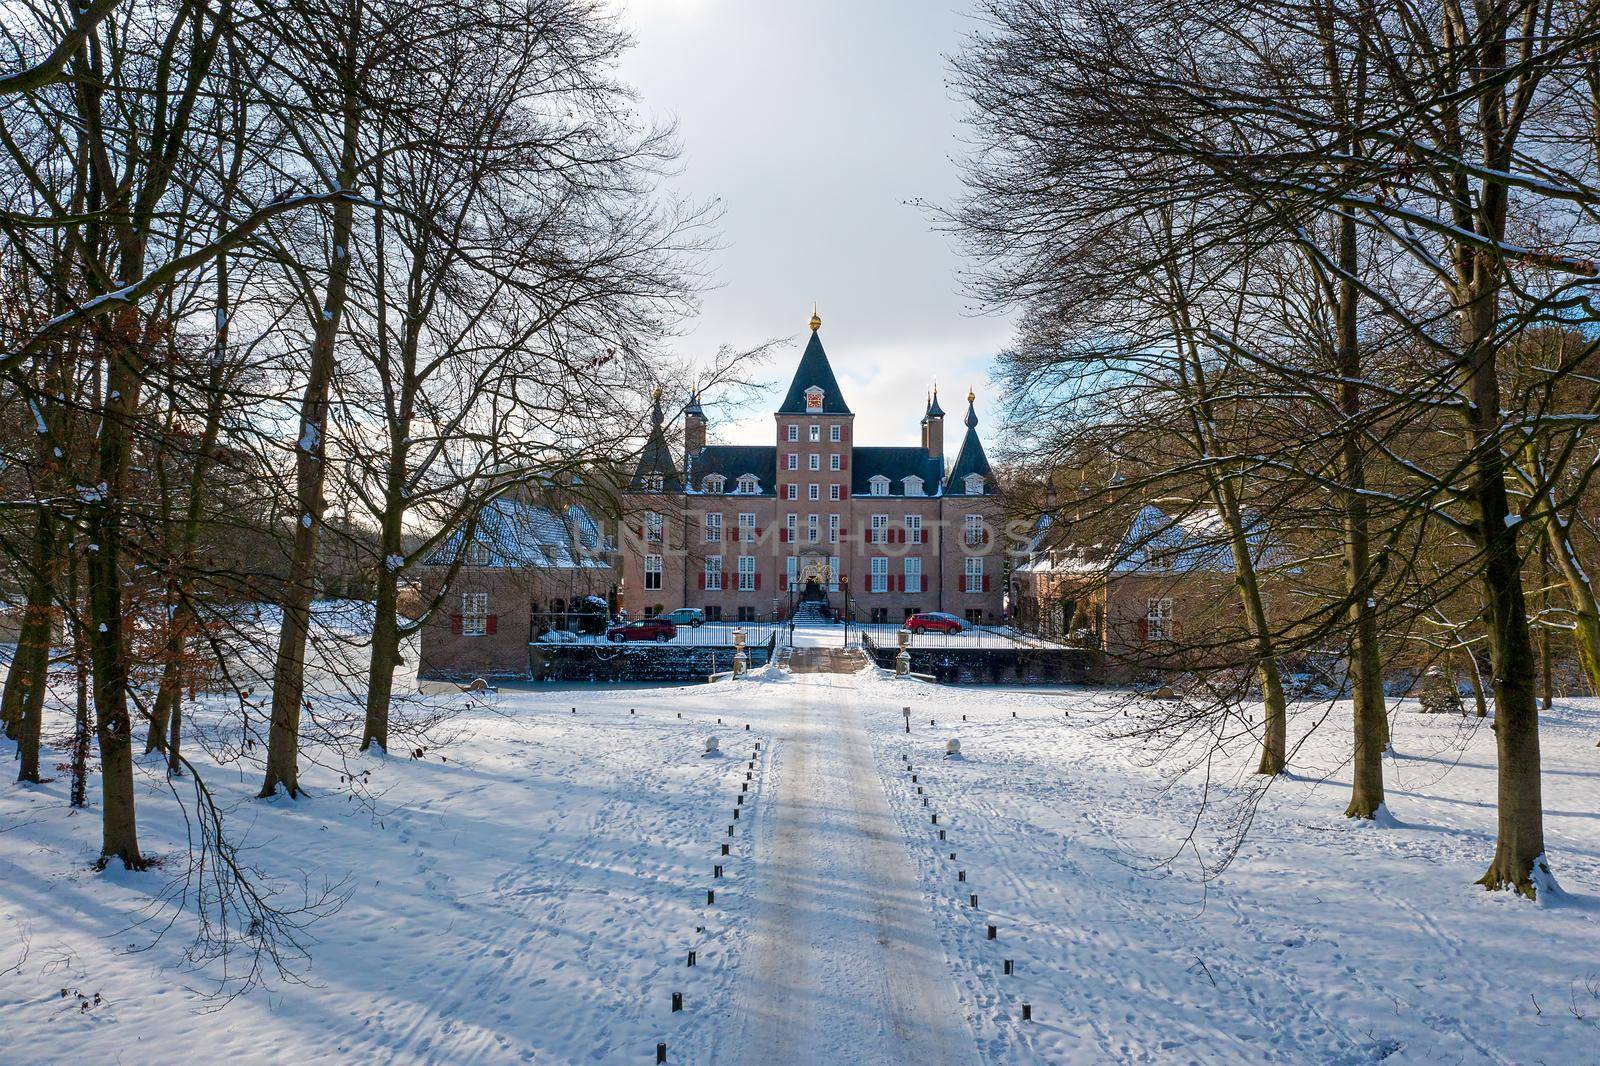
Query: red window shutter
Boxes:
[
  {"xmin": 780, "ymin": 528, "xmax": 789, "ymax": 543},
  {"xmin": 982, "ymin": 575, "xmax": 990, "ymax": 591},
  {"xmin": 841, "ymin": 452, "xmax": 849, "ymax": 469},
  {"xmin": 451, "ymin": 614, "xmax": 462, "ymax": 635},
  {"xmin": 1138, "ymin": 617, "xmax": 1149, "ymax": 641},
  {"xmin": 487, "ymin": 614, "xmax": 498, "ymax": 635},
  {"xmin": 755, "ymin": 573, "xmax": 762, "ymax": 590},
  {"xmin": 841, "ymin": 486, "xmax": 849, "ymax": 499},
  {"xmin": 841, "ymin": 426, "xmax": 849, "ymax": 442},
  {"xmin": 698, "ymin": 571, "xmax": 706, "ymax": 589}
]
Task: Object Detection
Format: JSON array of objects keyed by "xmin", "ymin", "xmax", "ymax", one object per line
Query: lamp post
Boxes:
[{"xmin": 840, "ymin": 574, "xmax": 850, "ymax": 645}]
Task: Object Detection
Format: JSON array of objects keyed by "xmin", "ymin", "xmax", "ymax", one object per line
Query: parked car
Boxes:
[
  {"xmin": 607, "ymin": 618, "xmax": 678, "ymax": 643},
  {"xmin": 662, "ymin": 607, "xmax": 706, "ymax": 628},
  {"xmin": 904, "ymin": 611, "xmax": 966, "ymax": 635}
]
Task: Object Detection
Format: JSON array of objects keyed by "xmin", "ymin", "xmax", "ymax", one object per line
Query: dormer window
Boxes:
[
  {"xmin": 736, "ymin": 474, "xmax": 759, "ymax": 494},
  {"xmin": 902, "ymin": 475, "xmax": 924, "ymax": 497},
  {"xmin": 963, "ymin": 473, "xmax": 985, "ymax": 495},
  {"xmin": 869, "ymin": 475, "xmax": 890, "ymax": 497},
  {"xmin": 465, "ymin": 541, "xmax": 490, "ymax": 566},
  {"xmin": 646, "ymin": 473, "xmax": 665, "ymax": 492},
  {"xmin": 703, "ymin": 474, "xmax": 726, "ymax": 494},
  {"xmin": 805, "ymin": 386, "xmax": 825, "ymax": 411}
]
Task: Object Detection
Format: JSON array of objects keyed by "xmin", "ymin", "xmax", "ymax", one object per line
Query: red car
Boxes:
[
  {"xmin": 904, "ymin": 612, "xmax": 965, "ymax": 635},
  {"xmin": 607, "ymin": 618, "xmax": 678, "ymax": 643}
]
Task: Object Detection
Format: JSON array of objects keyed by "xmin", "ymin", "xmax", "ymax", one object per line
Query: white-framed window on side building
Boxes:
[
  {"xmin": 809, "ymin": 453, "xmax": 820, "ymax": 471},
  {"xmin": 739, "ymin": 513, "xmax": 756, "ymax": 542},
  {"xmin": 904, "ymin": 556, "xmax": 921, "ymax": 594},
  {"xmin": 461, "ymin": 592, "xmax": 488, "ymax": 636},
  {"xmin": 906, "ymin": 514, "xmax": 923, "ymax": 544},
  {"xmin": 1145, "ymin": 597, "xmax": 1173, "ymax": 641},
  {"xmin": 870, "ymin": 556, "xmax": 888, "ymax": 593},
  {"xmin": 965, "ymin": 514, "xmax": 985, "ymax": 546},
  {"xmin": 830, "ymin": 484, "xmax": 841, "ymax": 501},
  {"xmin": 830, "ymin": 424, "xmax": 842, "ymax": 442},
  {"xmin": 645, "ymin": 512, "xmax": 662, "ymax": 543},
  {"xmin": 871, "ymin": 514, "xmax": 889, "ymax": 544},
  {"xmin": 786, "ymin": 513, "xmax": 798, "ymax": 543},
  {"xmin": 808, "ymin": 484, "xmax": 820, "ymax": 501},
  {"xmin": 786, "ymin": 453, "xmax": 799, "ymax": 470},
  {"xmin": 704, "ymin": 556, "xmax": 723, "ymax": 591},
  {"xmin": 786, "ymin": 556, "xmax": 799, "ymax": 591},
  {"xmin": 830, "ymin": 453, "xmax": 841, "ymax": 471},
  {"xmin": 964, "ymin": 556, "xmax": 984, "ymax": 593},
  {"xmin": 810, "ymin": 424, "xmax": 821, "ymax": 441},
  {"xmin": 705, "ymin": 512, "xmax": 722, "ymax": 542},
  {"xmin": 828, "ymin": 514, "xmax": 840, "ymax": 544},
  {"xmin": 738, "ymin": 555, "xmax": 756, "ymax": 591},
  {"xmin": 465, "ymin": 540, "xmax": 490, "ymax": 566},
  {"xmin": 787, "ymin": 424, "xmax": 799, "ymax": 441},
  {"xmin": 644, "ymin": 553, "xmax": 663, "ymax": 590}
]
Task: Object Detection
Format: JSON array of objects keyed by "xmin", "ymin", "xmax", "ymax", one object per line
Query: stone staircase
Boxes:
[{"xmin": 789, "ymin": 601, "xmax": 832, "ymax": 625}]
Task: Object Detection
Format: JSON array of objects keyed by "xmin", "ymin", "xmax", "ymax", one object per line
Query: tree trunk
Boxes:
[
  {"xmin": 1543, "ymin": 516, "xmax": 1600, "ymax": 698},
  {"xmin": 362, "ymin": 571, "xmax": 400, "ymax": 752},
  {"xmin": 1460, "ymin": 279, "xmax": 1544, "ymax": 897},
  {"xmin": 1465, "ymin": 646, "xmax": 1489, "ymax": 718},
  {"xmin": 70, "ymin": 556, "xmax": 90, "ymax": 808},
  {"xmin": 14, "ymin": 509, "xmax": 58, "ymax": 784},
  {"xmin": 260, "ymin": 63, "xmax": 360, "ymax": 798}
]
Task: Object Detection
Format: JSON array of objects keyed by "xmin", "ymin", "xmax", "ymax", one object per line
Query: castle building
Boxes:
[{"xmin": 619, "ymin": 311, "xmax": 1005, "ymax": 624}]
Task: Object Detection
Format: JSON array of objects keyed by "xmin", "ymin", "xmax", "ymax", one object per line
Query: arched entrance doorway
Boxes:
[{"xmin": 797, "ymin": 554, "xmax": 831, "ymax": 604}]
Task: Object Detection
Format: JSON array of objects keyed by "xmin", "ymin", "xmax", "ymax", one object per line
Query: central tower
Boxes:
[{"xmin": 774, "ymin": 309, "xmax": 855, "ymax": 596}]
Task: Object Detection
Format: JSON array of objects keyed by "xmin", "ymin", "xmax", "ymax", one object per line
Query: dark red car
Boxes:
[
  {"xmin": 607, "ymin": 618, "xmax": 678, "ymax": 643},
  {"xmin": 904, "ymin": 612, "xmax": 965, "ymax": 635}
]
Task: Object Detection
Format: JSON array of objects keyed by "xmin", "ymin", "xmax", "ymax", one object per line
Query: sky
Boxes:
[{"xmin": 615, "ymin": 0, "xmax": 1013, "ymax": 448}]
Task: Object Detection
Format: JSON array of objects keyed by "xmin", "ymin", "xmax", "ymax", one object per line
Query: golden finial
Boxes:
[
  {"xmin": 652, "ymin": 386, "xmax": 662, "ymax": 401},
  {"xmin": 967, "ymin": 386, "xmax": 976, "ymax": 404},
  {"xmin": 808, "ymin": 303, "xmax": 821, "ymax": 331}
]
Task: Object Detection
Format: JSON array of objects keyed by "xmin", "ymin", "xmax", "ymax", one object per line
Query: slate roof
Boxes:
[
  {"xmin": 628, "ymin": 391, "xmax": 682, "ymax": 493},
  {"xmin": 777, "ymin": 330, "xmax": 851, "ymax": 414},
  {"xmin": 943, "ymin": 395, "xmax": 994, "ymax": 494},
  {"xmin": 428, "ymin": 498, "xmax": 610, "ymax": 569},
  {"xmin": 684, "ymin": 445, "xmax": 776, "ymax": 495},
  {"xmin": 851, "ymin": 446, "xmax": 945, "ymax": 497}
]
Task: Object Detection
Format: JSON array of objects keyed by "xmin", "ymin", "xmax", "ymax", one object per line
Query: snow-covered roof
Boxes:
[
  {"xmin": 428, "ymin": 497, "xmax": 610, "ymax": 570},
  {"xmin": 1017, "ymin": 504, "xmax": 1275, "ymax": 577}
]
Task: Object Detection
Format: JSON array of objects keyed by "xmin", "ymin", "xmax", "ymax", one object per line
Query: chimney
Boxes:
[{"xmin": 924, "ymin": 385, "xmax": 946, "ymax": 465}]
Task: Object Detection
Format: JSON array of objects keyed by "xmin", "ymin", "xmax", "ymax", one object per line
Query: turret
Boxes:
[
  {"xmin": 685, "ymin": 390, "xmax": 706, "ymax": 455},
  {"xmin": 922, "ymin": 384, "xmax": 946, "ymax": 465}
]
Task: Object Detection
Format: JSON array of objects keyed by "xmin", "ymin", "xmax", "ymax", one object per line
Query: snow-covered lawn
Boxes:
[{"xmin": 2, "ymin": 652, "xmax": 1598, "ymax": 1063}]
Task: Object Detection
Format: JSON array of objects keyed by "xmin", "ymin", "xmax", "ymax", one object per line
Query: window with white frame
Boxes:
[
  {"xmin": 787, "ymin": 424, "xmax": 799, "ymax": 441},
  {"xmin": 805, "ymin": 386, "xmax": 824, "ymax": 411},
  {"xmin": 785, "ymin": 484, "xmax": 798, "ymax": 500},
  {"xmin": 828, "ymin": 556, "xmax": 840, "ymax": 591},
  {"xmin": 809, "ymin": 453, "xmax": 820, "ymax": 471},
  {"xmin": 810, "ymin": 424, "xmax": 821, "ymax": 441},
  {"xmin": 830, "ymin": 484, "xmax": 841, "ymax": 501},
  {"xmin": 465, "ymin": 540, "xmax": 490, "ymax": 566},
  {"xmin": 965, "ymin": 514, "xmax": 984, "ymax": 546},
  {"xmin": 808, "ymin": 484, "xmax": 820, "ymax": 501},
  {"xmin": 903, "ymin": 475, "xmax": 923, "ymax": 496},
  {"xmin": 737, "ymin": 474, "xmax": 759, "ymax": 494},
  {"xmin": 964, "ymin": 473, "xmax": 985, "ymax": 494},
  {"xmin": 644, "ymin": 554, "xmax": 663, "ymax": 590},
  {"xmin": 786, "ymin": 453, "xmax": 799, "ymax": 470},
  {"xmin": 964, "ymin": 556, "xmax": 984, "ymax": 592},
  {"xmin": 869, "ymin": 475, "xmax": 889, "ymax": 496},
  {"xmin": 870, "ymin": 556, "xmax": 888, "ymax": 593},
  {"xmin": 871, "ymin": 514, "xmax": 889, "ymax": 544},
  {"xmin": 828, "ymin": 514, "xmax": 840, "ymax": 543},
  {"xmin": 830, "ymin": 425, "xmax": 841, "ymax": 442},
  {"xmin": 739, "ymin": 513, "xmax": 756, "ymax": 542},
  {"xmin": 1146, "ymin": 598, "xmax": 1173, "ymax": 641},
  {"xmin": 786, "ymin": 513, "xmax": 798, "ymax": 542},
  {"xmin": 705, "ymin": 512, "xmax": 722, "ymax": 542},
  {"xmin": 906, "ymin": 515, "xmax": 923, "ymax": 543},
  {"xmin": 647, "ymin": 473, "xmax": 664, "ymax": 492},
  {"xmin": 904, "ymin": 556, "xmax": 921, "ymax": 594},
  {"xmin": 786, "ymin": 556, "xmax": 799, "ymax": 590},
  {"xmin": 703, "ymin": 474, "xmax": 725, "ymax": 494},
  {"xmin": 461, "ymin": 592, "xmax": 488, "ymax": 636},
  {"xmin": 646, "ymin": 512, "xmax": 662, "ymax": 542},
  {"xmin": 828, "ymin": 454, "xmax": 840, "ymax": 471},
  {"xmin": 738, "ymin": 555, "xmax": 756, "ymax": 590},
  {"xmin": 807, "ymin": 514, "xmax": 819, "ymax": 542},
  {"xmin": 705, "ymin": 555, "xmax": 723, "ymax": 591}
]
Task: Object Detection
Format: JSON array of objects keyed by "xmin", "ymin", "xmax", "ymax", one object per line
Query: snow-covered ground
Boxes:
[{"xmin": 2, "ymin": 640, "xmax": 1599, "ymax": 1063}]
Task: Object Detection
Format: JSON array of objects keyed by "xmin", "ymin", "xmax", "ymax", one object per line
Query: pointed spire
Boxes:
[
  {"xmin": 778, "ymin": 322, "xmax": 851, "ymax": 414},
  {"xmin": 685, "ymin": 388, "xmax": 704, "ymax": 416},
  {"xmin": 926, "ymin": 383, "xmax": 945, "ymax": 419},
  {"xmin": 965, "ymin": 387, "xmax": 978, "ymax": 428},
  {"xmin": 650, "ymin": 385, "xmax": 664, "ymax": 425}
]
